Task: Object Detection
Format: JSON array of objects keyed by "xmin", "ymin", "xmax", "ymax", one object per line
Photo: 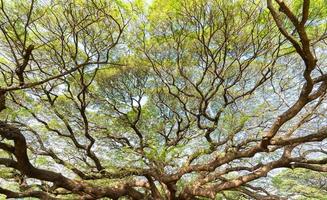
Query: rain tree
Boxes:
[{"xmin": 0, "ymin": 0, "xmax": 326, "ymax": 199}]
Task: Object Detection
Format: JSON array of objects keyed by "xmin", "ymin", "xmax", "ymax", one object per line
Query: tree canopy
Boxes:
[{"xmin": 0, "ymin": 0, "xmax": 326, "ymax": 199}]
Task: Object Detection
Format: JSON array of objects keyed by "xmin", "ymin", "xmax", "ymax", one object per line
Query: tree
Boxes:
[{"xmin": 0, "ymin": 0, "xmax": 326, "ymax": 199}]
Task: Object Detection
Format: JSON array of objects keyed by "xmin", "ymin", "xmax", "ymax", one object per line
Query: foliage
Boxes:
[{"xmin": 0, "ymin": 0, "xmax": 326, "ymax": 199}]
